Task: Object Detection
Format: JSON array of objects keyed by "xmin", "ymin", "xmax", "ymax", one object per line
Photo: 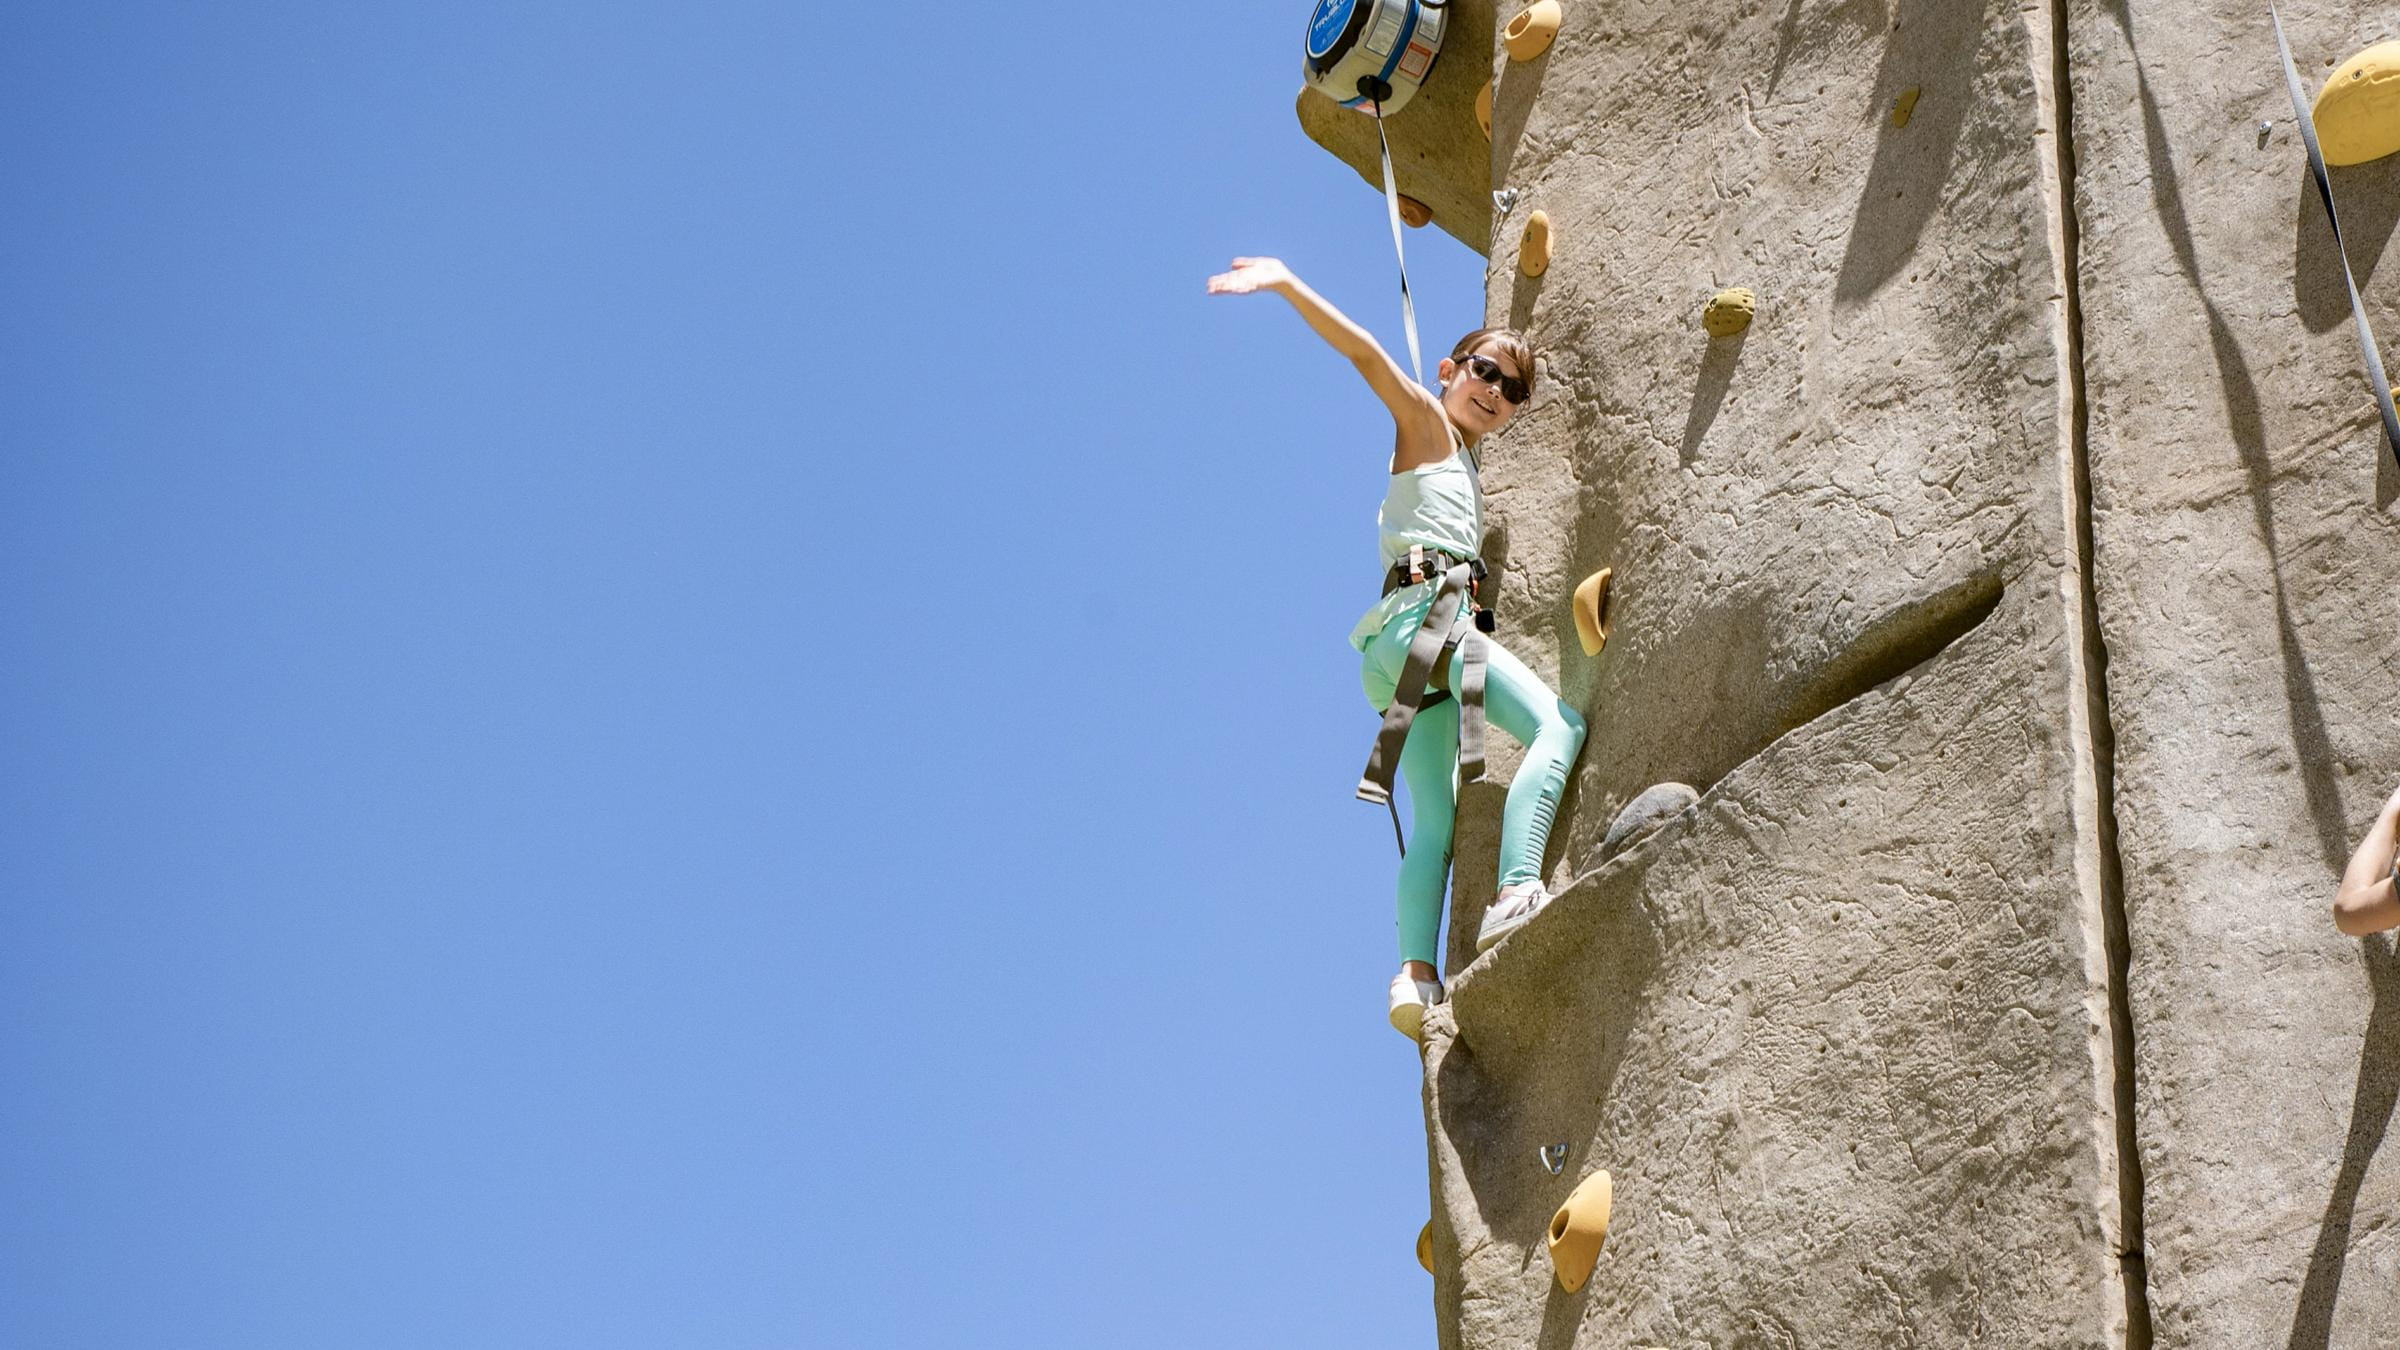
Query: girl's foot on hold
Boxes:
[
  {"xmin": 1476, "ymin": 881, "xmax": 1554, "ymax": 953},
  {"xmin": 1387, "ymin": 970, "xmax": 1444, "ymax": 1042}
]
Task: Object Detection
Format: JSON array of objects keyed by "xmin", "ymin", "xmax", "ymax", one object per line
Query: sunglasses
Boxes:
[{"xmin": 1457, "ymin": 353, "xmax": 1529, "ymax": 406}]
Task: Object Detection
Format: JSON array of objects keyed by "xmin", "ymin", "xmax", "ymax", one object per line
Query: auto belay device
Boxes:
[
  {"xmin": 1302, "ymin": 0, "xmax": 1448, "ymax": 382},
  {"xmin": 1303, "ymin": 0, "xmax": 1447, "ymax": 115}
]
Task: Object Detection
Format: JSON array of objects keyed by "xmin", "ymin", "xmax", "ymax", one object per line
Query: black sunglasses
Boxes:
[{"xmin": 1458, "ymin": 354, "xmax": 1529, "ymax": 405}]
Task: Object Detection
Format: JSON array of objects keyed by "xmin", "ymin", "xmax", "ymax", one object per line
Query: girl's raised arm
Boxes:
[{"xmin": 1209, "ymin": 257, "xmax": 1448, "ymax": 461}]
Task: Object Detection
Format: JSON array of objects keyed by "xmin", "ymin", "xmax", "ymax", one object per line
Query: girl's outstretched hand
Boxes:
[{"xmin": 1207, "ymin": 256, "xmax": 1294, "ymax": 295}]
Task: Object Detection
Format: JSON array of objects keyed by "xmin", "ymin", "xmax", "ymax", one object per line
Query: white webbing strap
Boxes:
[
  {"xmin": 2272, "ymin": 5, "xmax": 2400, "ymax": 473},
  {"xmin": 1370, "ymin": 98, "xmax": 1424, "ymax": 384}
]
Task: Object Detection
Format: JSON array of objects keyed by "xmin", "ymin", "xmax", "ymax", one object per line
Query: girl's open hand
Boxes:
[{"xmin": 1207, "ymin": 256, "xmax": 1294, "ymax": 296}]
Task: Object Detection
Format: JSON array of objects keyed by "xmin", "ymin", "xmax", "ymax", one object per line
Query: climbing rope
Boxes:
[
  {"xmin": 1368, "ymin": 93, "xmax": 1425, "ymax": 385},
  {"xmin": 2271, "ymin": 4, "xmax": 2400, "ymax": 475}
]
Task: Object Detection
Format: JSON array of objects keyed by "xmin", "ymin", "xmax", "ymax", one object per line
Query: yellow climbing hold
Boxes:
[
  {"xmin": 1520, "ymin": 209, "xmax": 1551, "ymax": 278},
  {"xmin": 2313, "ymin": 41, "xmax": 2400, "ymax": 166},
  {"xmin": 1703, "ymin": 287, "xmax": 1755, "ymax": 337},
  {"xmin": 1503, "ymin": 0, "xmax": 1561, "ymax": 63},
  {"xmin": 1475, "ymin": 80, "xmax": 1493, "ymax": 140},
  {"xmin": 1547, "ymin": 1168, "xmax": 1613, "ymax": 1293},
  {"xmin": 1398, "ymin": 195, "xmax": 1432, "ymax": 229},
  {"xmin": 1572, "ymin": 567, "xmax": 1612, "ymax": 657},
  {"xmin": 1891, "ymin": 86, "xmax": 1921, "ymax": 129},
  {"xmin": 1416, "ymin": 1222, "xmax": 1435, "ymax": 1273}
]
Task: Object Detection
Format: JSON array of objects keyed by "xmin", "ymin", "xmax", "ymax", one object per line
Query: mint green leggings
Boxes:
[{"xmin": 1361, "ymin": 614, "xmax": 1587, "ymax": 965}]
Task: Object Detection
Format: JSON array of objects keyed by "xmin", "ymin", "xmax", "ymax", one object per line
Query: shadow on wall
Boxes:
[
  {"xmin": 1491, "ymin": 31, "xmax": 1553, "ymax": 192},
  {"xmin": 1765, "ymin": 0, "xmax": 1886, "ymax": 100},
  {"xmin": 1508, "ymin": 232, "xmax": 1545, "ymax": 331},
  {"xmin": 2286, "ymin": 935, "xmax": 2400, "ymax": 1349},
  {"xmin": 2293, "ymin": 154, "xmax": 2400, "ymax": 335},
  {"xmin": 2113, "ymin": 5, "xmax": 2352, "ymax": 870},
  {"xmin": 1681, "ymin": 330, "xmax": 1746, "ymax": 465},
  {"xmin": 1833, "ymin": 0, "xmax": 1984, "ymax": 304}
]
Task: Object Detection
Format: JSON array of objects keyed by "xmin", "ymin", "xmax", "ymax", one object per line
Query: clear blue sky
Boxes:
[{"xmin": 1, "ymin": 4, "xmax": 1497, "ymax": 1346}]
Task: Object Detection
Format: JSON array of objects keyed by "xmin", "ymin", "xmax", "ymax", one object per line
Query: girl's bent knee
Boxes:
[
  {"xmin": 1552, "ymin": 704, "xmax": 1588, "ymax": 770},
  {"xmin": 1543, "ymin": 701, "xmax": 1585, "ymax": 748}
]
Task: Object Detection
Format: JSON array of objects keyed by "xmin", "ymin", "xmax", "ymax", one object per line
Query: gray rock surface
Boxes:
[{"xmin": 1593, "ymin": 781, "xmax": 1698, "ymax": 865}]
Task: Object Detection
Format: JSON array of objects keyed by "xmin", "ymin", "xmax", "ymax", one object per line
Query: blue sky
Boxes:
[{"xmin": 1, "ymin": 4, "xmax": 1498, "ymax": 1345}]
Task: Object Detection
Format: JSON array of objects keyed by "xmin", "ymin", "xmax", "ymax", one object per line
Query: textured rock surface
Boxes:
[
  {"xmin": 1347, "ymin": 0, "xmax": 2136, "ymax": 1344},
  {"xmin": 2068, "ymin": 4, "xmax": 2400, "ymax": 1346},
  {"xmin": 1425, "ymin": 624, "xmax": 2116, "ymax": 1344}
]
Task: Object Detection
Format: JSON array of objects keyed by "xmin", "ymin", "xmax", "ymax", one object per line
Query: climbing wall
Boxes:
[{"xmin": 1299, "ymin": 0, "xmax": 2400, "ymax": 1346}]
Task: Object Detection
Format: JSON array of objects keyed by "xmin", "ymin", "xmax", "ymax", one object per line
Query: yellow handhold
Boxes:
[
  {"xmin": 1703, "ymin": 287, "xmax": 1755, "ymax": 337},
  {"xmin": 1503, "ymin": 0, "xmax": 1561, "ymax": 62},
  {"xmin": 1520, "ymin": 209, "xmax": 1551, "ymax": 278},
  {"xmin": 1891, "ymin": 86, "xmax": 1921, "ymax": 129},
  {"xmin": 1572, "ymin": 567, "xmax": 1612, "ymax": 656},
  {"xmin": 1475, "ymin": 80, "xmax": 1493, "ymax": 140},
  {"xmin": 1416, "ymin": 1222, "xmax": 1435, "ymax": 1273},
  {"xmin": 1398, "ymin": 195, "xmax": 1432, "ymax": 229},
  {"xmin": 2314, "ymin": 41, "xmax": 2400, "ymax": 166},
  {"xmin": 1547, "ymin": 1169, "xmax": 1613, "ymax": 1293}
]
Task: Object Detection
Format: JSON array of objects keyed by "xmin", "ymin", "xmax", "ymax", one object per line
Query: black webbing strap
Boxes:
[
  {"xmin": 1370, "ymin": 97, "xmax": 1425, "ymax": 385},
  {"xmin": 1456, "ymin": 619, "xmax": 1487, "ymax": 784},
  {"xmin": 2273, "ymin": 6, "xmax": 2400, "ymax": 474},
  {"xmin": 1357, "ymin": 560, "xmax": 1489, "ymax": 856}
]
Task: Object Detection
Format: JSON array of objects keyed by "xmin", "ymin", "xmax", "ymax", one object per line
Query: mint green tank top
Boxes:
[{"xmin": 1347, "ymin": 439, "xmax": 1483, "ymax": 651}]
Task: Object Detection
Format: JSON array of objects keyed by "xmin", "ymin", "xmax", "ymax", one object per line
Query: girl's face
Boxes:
[{"xmin": 1439, "ymin": 342, "xmax": 1527, "ymax": 438}]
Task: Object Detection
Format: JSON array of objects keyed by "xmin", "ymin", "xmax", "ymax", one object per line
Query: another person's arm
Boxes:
[
  {"xmin": 1206, "ymin": 256, "xmax": 1451, "ymax": 469},
  {"xmin": 2334, "ymin": 785, "xmax": 2400, "ymax": 935}
]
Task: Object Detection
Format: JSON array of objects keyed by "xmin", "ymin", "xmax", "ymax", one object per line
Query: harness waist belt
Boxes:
[
  {"xmin": 1357, "ymin": 548, "xmax": 1491, "ymax": 855},
  {"xmin": 1383, "ymin": 550, "xmax": 1486, "ymax": 597}
]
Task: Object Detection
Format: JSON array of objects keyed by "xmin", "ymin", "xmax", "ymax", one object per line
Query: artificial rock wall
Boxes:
[{"xmin": 1303, "ymin": 1, "xmax": 2400, "ymax": 1345}]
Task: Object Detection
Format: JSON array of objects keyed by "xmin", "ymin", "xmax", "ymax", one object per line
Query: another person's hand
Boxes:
[
  {"xmin": 2334, "ymin": 785, "xmax": 2400, "ymax": 936},
  {"xmin": 1206, "ymin": 257, "xmax": 1295, "ymax": 296}
]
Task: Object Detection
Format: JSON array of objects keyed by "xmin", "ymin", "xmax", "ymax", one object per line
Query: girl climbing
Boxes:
[{"xmin": 1206, "ymin": 256, "xmax": 1587, "ymax": 1042}]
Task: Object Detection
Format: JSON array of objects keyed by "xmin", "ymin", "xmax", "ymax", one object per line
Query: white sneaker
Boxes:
[
  {"xmin": 1387, "ymin": 971, "xmax": 1444, "ymax": 1042},
  {"xmin": 1476, "ymin": 882, "xmax": 1554, "ymax": 953}
]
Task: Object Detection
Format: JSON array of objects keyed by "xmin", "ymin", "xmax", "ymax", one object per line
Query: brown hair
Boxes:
[{"xmin": 1448, "ymin": 327, "xmax": 1537, "ymax": 397}]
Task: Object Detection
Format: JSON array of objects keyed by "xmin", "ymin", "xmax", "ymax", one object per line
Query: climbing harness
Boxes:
[
  {"xmin": 2272, "ymin": 5, "xmax": 2400, "ymax": 474},
  {"xmin": 1357, "ymin": 542, "xmax": 1495, "ymax": 855},
  {"xmin": 1302, "ymin": 0, "xmax": 1448, "ymax": 382}
]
